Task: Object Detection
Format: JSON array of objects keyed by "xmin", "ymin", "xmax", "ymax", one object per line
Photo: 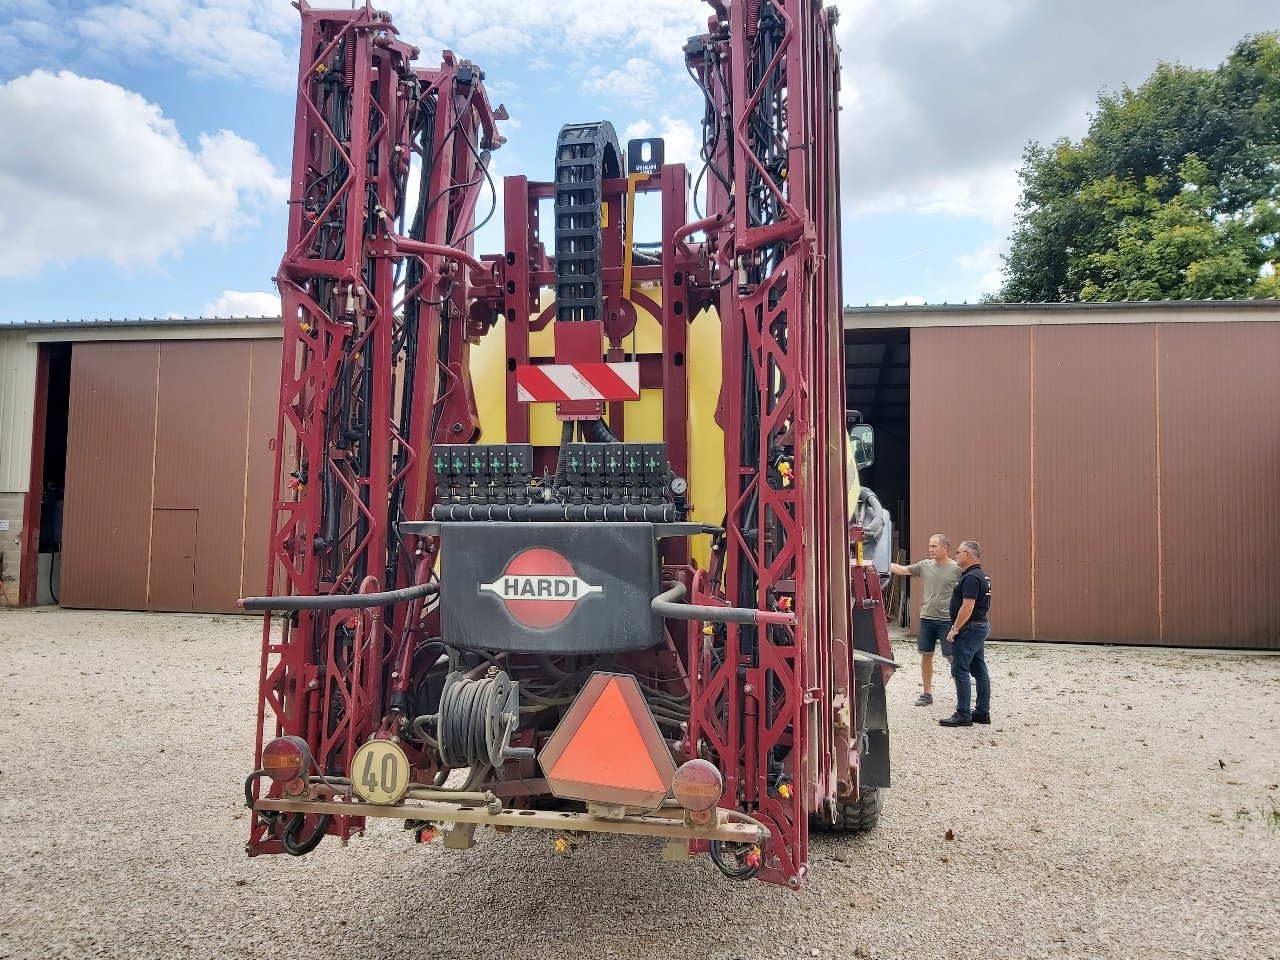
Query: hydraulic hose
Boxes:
[
  {"xmin": 579, "ymin": 418, "xmax": 620, "ymax": 444},
  {"xmin": 238, "ymin": 580, "xmax": 438, "ymax": 611},
  {"xmin": 650, "ymin": 582, "xmax": 796, "ymax": 626},
  {"xmin": 709, "ymin": 840, "xmax": 759, "ymax": 880},
  {"xmin": 281, "ymin": 813, "xmax": 331, "ymax": 856}
]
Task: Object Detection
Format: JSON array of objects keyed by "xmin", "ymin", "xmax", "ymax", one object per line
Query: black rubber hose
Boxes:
[
  {"xmin": 579, "ymin": 419, "xmax": 620, "ymax": 444},
  {"xmin": 709, "ymin": 841, "xmax": 758, "ymax": 880},
  {"xmin": 281, "ymin": 813, "xmax": 331, "ymax": 856},
  {"xmin": 650, "ymin": 582, "xmax": 770, "ymax": 625},
  {"xmin": 553, "ymin": 419, "xmax": 575, "ymax": 489},
  {"xmin": 244, "ymin": 770, "xmax": 268, "ymax": 809},
  {"xmin": 239, "ymin": 580, "xmax": 438, "ymax": 611}
]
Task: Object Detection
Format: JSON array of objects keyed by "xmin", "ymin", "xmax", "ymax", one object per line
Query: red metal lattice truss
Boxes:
[
  {"xmin": 249, "ymin": 0, "xmax": 894, "ymax": 887},
  {"xmin": 251, "ymin": 2, "xmax": 504, "ymax": 854}
]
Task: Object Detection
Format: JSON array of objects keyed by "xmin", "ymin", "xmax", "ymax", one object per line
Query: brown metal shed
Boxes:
[
  {"xmin": 48, "ymin": 327, "xmax": 280, "ymax": 613},
  {"xmin": 845, "ymin": 301, "xmax": 1280, "ymax": 650}
]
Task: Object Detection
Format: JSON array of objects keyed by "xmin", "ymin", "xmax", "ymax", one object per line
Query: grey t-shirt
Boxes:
[{"xmin": 906, "ymin": 558, "xmax": 962, "ymax": 621}]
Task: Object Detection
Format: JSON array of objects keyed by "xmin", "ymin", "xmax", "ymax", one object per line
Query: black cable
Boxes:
[
  {"xmin": 423, "ymin": 82, "xmax": 478, "ymax": 226},
  {"xmin": 449, "ymin": 124, "xmax": 498, "ymax": 246}
]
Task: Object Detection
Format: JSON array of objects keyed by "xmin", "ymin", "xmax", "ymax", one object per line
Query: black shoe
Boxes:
[
  {"xmin": 939, "ymin": 713, "xmax": 972, "ymax": 727},
  {"xmin": 972, "ymin": 711, "xmax": 991, "ymax": 725}
]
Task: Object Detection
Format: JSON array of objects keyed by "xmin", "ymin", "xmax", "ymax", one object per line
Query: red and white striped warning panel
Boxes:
[{"xmin": 515, "ymin": 362, "xmax": 641, "ymax": 403}]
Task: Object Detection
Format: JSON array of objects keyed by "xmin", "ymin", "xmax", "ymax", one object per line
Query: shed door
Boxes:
[{"xmin": 149, "ymin": 509, "xmax": 197, "ymax": 612}]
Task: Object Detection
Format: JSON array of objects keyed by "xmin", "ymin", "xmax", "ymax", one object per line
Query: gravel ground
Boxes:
[{"xmin": 1, "ymin": 608, "xmax": 1277, "ymax": 960}]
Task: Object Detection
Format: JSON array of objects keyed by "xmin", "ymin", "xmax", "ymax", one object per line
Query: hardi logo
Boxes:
[{"xmin": 480, "ymin": 547, "xmax": 602, "ymax": 629}]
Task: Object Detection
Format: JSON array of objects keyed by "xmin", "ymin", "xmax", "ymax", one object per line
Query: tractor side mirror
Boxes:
[{"xmin": 849, "ymin": 424, "xmax": 875, "ymax": 470}]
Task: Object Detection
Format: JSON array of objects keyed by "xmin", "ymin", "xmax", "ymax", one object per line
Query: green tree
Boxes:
[{"xmin": 993, "ymin": 33, "xmax": 1280, "ymax": 302}]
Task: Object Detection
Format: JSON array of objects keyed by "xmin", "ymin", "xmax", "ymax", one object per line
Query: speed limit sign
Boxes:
[{"xmin": 351, "ymin": 739, "xmax": 411, "ymax": 805}]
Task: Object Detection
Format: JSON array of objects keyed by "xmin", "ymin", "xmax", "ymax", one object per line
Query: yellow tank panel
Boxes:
[
  {"xmin": 465, "ymin": 284, "xmax": 727, "ymax": 568},
  {"xmin": 685, "ymin": 305, "xmax": 726, "ymax": 567},
  {"xmin": 471, "ymin": 314, "xmax": 507, "ymax": 443}
]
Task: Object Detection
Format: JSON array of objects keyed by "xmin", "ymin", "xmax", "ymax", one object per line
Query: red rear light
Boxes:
[
  {"xmin": 672, "ymin": 759, "xmax": 724, "ymax": 815},
  {"xmin": 262, "ymin": 735, "xmax": 311, "ymax": 783}
]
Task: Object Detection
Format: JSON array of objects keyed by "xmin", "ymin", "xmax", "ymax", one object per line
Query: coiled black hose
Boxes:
[{"xmin": 437, "ymin": 674, "xmax": 515, "ymax": 769}]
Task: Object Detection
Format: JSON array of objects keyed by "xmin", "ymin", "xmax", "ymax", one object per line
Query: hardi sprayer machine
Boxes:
[{"xmin": 243, "ymin": 0, "xmax": 894, "ymax": 888}]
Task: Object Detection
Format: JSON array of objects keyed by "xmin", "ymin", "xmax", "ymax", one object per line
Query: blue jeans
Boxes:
[{"xmin": 950, "ymin": 622, "xmax": 991, "ymax": 718}]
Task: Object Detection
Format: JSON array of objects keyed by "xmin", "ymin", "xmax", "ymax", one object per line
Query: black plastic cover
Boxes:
[{"xmin": 440, "ymin": 522, "xmax": 661, "ymax": 653}]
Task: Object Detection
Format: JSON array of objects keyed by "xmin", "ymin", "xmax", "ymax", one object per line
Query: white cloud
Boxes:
[
  {"xmin": 201, "ymin": 290, "xmax": 281, "ymax": 317},
  {"xmin": 0, "ymin": 70, "xmax": 287, "ymax": 276},
  {"xmin": 957, "ymin": 238, "xmax": 1007, "ymax": 297},
  {"xmin": 388, "ymin": 1, "xmax": 707, "ymax": 66},
  {"xmin": 71, "ymin": 0, "xmax": 295, "ymax": 87},
  {"xmin": 836, "ymin": 0, "xmax": 1277, "ymax": 222},
  {"xmin": 582, "ymin": 58, "xmax": 662, "ymax": 107},
  {"xmin": 873, "ymin": 296, "xmax": 927, "ymax": 307},
  {"xmin": 9, "ymin": 1, "xmax": 707, "ymax": 89}
]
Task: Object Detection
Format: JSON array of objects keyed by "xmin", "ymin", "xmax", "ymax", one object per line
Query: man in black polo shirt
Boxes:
[{"xmin": 939, "ymin": 540, "xmax": 992, "ymax": 727}]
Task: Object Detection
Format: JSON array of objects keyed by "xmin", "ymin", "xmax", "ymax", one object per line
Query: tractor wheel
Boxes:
[
  {"xmin": 813, "ymin": 785, "xmax": 881, "ymax": 833},
  {"xmin": 812, "ymin": 654, "xmax": 887, "ymax": 834}
]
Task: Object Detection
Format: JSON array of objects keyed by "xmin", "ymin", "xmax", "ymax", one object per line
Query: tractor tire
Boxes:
[
  {"xmin": 811, "ymin": 651, "xmax": 888, "ymax": 834},
  {"xmin": 813, "ymin": 785, "xmax": 882, "ymax": 833}
]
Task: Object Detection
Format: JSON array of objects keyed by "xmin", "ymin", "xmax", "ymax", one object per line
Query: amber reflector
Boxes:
[
  {"xmin": 262, "ymin": 735, "xmax": 310, "ymax": 783},
  {"xmin": 539, "ymin": 673, "xmax": 677, "ymax": 809}
]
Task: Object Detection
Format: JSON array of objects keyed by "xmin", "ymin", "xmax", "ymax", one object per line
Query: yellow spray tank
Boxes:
[{"xmin": 468, "ymin": 285, "xmax": 727, "ymax": 569}]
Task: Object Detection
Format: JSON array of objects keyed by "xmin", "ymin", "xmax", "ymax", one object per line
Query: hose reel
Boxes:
[{"xmin": 433, "ymin": 669, "xmax": 534, "ymax": 771}]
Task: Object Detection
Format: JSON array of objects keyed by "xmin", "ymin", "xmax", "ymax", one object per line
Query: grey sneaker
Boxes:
[{"xmin": 914, "ymin": 693, "xmax": 933, "ymax": 706}]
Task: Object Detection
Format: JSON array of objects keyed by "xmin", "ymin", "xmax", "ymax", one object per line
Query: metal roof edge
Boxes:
[
  {"xmin": 0, "ymin": 315, "xmax": 284, "ymax": 332},
  {"xmin": 843, "ymin": 299, "xmax": 1280, "ymax": 329}
]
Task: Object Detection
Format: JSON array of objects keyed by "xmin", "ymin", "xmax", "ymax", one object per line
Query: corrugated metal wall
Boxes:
[
  {"xmin": 911, "ymin": 322, "xmax": 1280, "ymax": 649},
  {"xmin": 61, "ymin": 342, "xmax": 160, "ymax": 610},
  {"xmin": 61, "ymin": 339, "xmax": 281, "ymax": 613},
  {"xmin": 910, "ymin": 326, "xmax": 1034, "ymax": 638},
  {"xmin": 1033, "ymin": 325, "xmax": 1161, "ymax": 643},
  {"xmin": 0, "ymin": 334, "xmax": 38, "ymax": 493},
  {"xmin": 1157, "ymin": 323, "xmax": 1280, "ymax": 648}
]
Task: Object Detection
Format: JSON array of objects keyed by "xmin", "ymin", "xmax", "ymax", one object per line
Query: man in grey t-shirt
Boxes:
[{"xmin": 890, "ymin": 533, "xmax": 961, "ymax": 706}]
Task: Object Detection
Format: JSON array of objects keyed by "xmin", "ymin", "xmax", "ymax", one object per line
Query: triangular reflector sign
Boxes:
[
  {"xmin": 540, "ymin": 673, "xmax": 677, "ymax": 808},
  {"xmin": 548, "ymin": 678, "xmax": 665, "ymax": 792}
]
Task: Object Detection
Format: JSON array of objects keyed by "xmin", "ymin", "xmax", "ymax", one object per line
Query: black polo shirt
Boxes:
[{"xmin": 950, "ymin": 564, "xmax": 991, "ymax": 623}]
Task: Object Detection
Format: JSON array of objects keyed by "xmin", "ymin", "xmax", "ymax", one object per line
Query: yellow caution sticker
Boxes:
[{"xmin": 352, "ymin": 739, "xmax": 411, "ymax": 805}]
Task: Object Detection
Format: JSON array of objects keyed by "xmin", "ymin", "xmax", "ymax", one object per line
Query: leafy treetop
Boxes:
[{"xmin": 992, "ymin": 32, "xmax": 1280, "ymax": 303}]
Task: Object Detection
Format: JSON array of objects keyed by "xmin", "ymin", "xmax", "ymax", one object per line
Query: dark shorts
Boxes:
[{"xmin": 917, "ymin": 618, "xmax": 953, "ymax": 656}]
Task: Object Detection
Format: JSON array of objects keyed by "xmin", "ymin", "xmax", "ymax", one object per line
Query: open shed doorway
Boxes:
[
  {"xmin": 21, "ymin": 341, "xmax": 71, "ymax": 606},
  {"xmin": 845, "ymin": 327, "xmax": 911, "ymax": 604}
]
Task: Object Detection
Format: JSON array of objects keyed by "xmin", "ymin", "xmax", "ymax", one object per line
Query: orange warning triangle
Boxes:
[{"xmin": 547, "ymin": 677, "xmax": 666, "ymax": 793}]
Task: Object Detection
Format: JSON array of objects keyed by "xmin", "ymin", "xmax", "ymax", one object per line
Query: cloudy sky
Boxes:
[{"xmin": 0, "ymin": 0, "xmax": 1274, "ymax": 322}]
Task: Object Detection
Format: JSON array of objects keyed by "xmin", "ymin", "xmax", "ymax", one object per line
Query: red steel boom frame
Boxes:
[
  {"xmin": 251, "ymin": 2, "xmax": 505, "ymax": 854},
  {"xmin": 249, "ymin": 0, "xmax": 892, "ymax": 886}
]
